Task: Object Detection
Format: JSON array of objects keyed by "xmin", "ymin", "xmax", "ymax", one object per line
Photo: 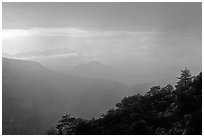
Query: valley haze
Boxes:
[{"xmin": 2, "ymin": 2, "xmax": 202, "ymax": 135}]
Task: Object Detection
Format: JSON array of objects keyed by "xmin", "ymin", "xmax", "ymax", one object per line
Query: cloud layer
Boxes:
[{"xmin": 2, "ymin": 3, "xmax": 201, "ymax": 84}]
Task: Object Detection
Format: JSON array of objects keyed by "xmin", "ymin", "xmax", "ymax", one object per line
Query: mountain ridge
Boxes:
[
  {"xmin": 69, "ymin": 61, "xmax": 128, "ymax": 83},
  {"xmin": 2, "ymin": 57, "xmax": 131, "ymax": 134}
]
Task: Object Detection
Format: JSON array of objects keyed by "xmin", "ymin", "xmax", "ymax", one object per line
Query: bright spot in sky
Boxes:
[{"xmin": 2, "ymin": 29, "xmax": 30, "ymax": 39}]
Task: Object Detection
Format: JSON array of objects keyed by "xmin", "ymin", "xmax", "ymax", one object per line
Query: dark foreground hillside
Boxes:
[{"xmin": 48, "ymin": 69, "xmax": 202, "ymax": 135}]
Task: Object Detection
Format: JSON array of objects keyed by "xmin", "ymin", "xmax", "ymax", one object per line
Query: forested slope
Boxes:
[{"xmin": 51, "ymin": 69, "xmax": 202, "ymax": 135}]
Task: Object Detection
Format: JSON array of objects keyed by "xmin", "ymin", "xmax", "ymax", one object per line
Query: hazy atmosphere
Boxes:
[
  {"xmin": 2, "ymin": 2, "xmax": 202, "ymax": 135},
  {"xmin": 3, "ymin": 2, "xmax": 201, "ymax": 84}
]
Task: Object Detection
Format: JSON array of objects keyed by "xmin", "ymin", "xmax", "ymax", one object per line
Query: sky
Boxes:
[{"xmin": 2, "ymin": 2, "xmax": 202, "ymax": 84}]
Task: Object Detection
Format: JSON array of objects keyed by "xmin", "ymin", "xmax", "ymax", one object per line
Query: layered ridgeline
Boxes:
[
  {"xmin": 69, "ymin": 61, "xmax": 128, "ymax": 83},
  {"xmin": 2, "ymin": 58, "xmax": 201, "ymax": 135},
  {"xmin": 3, "ymin": 57, "xmax": 132, "ymax": 134}
]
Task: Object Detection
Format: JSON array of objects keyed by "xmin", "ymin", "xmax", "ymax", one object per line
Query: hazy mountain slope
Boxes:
[
  {"xmin": 2, "ymin": 58, "xmax": 64, "ymax": 134},
  {"xmin": 69, "ymin": 61, "xmax": 129, "ymax": 83},
  {"xmin": 2, "ymin": 58, "xmax": 130, "ymax": 134}
]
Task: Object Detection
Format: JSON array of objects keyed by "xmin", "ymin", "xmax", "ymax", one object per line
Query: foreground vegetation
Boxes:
[{"xmin": 47, "ymin": 68, "xmax": 202, "ymax": 135}]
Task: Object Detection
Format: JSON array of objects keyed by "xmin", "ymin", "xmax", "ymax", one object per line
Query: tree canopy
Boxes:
[{"xmin": 48, "ymin": 69, "xmax": 202, "ymax": 135}]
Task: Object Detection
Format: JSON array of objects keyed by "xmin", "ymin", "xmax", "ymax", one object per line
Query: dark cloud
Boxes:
[{"xmin": 3, "ymin": 2, "xmax": 201, "ymax": 34}]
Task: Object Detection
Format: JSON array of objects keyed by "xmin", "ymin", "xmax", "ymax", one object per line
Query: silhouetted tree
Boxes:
[
  {"xmin": 54, "ymin": 70, "xmax": 202, "ymax": 135},
  {"xmin": 175, "ymin": 68, "xmax": 192, "ymax": 91}
]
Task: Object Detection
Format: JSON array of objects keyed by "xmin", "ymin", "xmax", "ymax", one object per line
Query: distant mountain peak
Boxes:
[
  {"xmin": 70, "ymin": 61, "xmax": 128, "ymax": 82},
  {"xmin": 85, "ymin": 61, "xmax": 107, "ymax": 67},
  {"xmin": 88, "ymin": 61, "xmax": 103, "ymax": 65},
  {"xmin": 74, "ymin": 61, "xmax": 115, "ymax": 71}
]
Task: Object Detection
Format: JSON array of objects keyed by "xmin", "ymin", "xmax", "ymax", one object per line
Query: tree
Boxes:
[
  {"xmin": 175, "ymin": 68, "xmax": 192, "ymax": 91},
  {"xmin": 56, "ymin": 114, "xmax": 87, "ymax": 135},
  {"xmin": 54, "ymin": 70, "xmax": 201, "ymax": 135},
  {"xmin": 56, "ymin": 114, "xmax": 78, "ymax": 135}
]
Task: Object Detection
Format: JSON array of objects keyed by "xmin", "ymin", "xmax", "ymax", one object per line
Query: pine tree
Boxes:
[{"xmin": 175, "ymin": 68, "xmax": 192, "ymax": 91}]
